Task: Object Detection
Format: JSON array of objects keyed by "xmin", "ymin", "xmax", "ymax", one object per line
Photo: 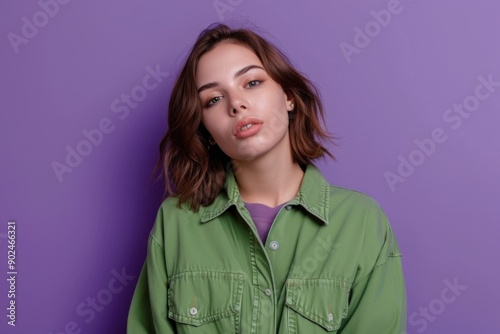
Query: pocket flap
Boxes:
[
  {"xmin": 167, "ymin": 271, "xmax": 244, "ymax": 326},
  {"xmin": 285, "ymin": 278, "xmax": 351, "ymax": 331}
]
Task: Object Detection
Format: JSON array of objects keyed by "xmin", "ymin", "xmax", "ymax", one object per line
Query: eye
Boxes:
[
  {"xmin": 247, "ymin": 80, "xmax": 261, "ymax": 88},
  {"xmin": 206, "ymin": 96, "xmax": 222, "ymax": 107}
]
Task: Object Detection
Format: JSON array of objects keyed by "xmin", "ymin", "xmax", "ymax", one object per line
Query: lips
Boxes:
[{"xmin": 233, "ymin": 118, "xmax": 263, "ymax": 139}]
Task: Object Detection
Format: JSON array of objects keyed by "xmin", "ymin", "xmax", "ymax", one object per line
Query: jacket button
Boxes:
[
  {"xmin": 189, "ymin": 307, "xmax": 198, "ymax": 316},
  {"xmin": 265, "ymin": 288, "xmax": 272, "ymax": 296},
  {"xmin": 285, "ymin": 205, "xmax": 292, "ymax": 211},
  {"xmin": 328, "ymin": 313, "xmax": 333, "ymax": 321},
  {"xmin": 269, "ymin": 241, "xmax": 280, "ymax": 250}
]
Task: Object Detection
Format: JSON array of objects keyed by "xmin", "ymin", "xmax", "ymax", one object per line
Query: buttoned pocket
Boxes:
[
  {"xmin": 167, "ymin": 271, "xmax": 244, "ymax": 333},
  {"xmin": 285, "ymin": 278, "xmax": 351, "ymax": 333}
]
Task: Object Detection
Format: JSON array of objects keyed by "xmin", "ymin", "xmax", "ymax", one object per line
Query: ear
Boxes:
[{"xmin": 285, "ymin": 91, "xmax": 295, "ymax": 112}]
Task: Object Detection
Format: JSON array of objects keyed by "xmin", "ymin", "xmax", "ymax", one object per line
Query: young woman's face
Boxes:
[{"xmin": 196, "ymin": 42, "xmax": 294, "ymax": 163}]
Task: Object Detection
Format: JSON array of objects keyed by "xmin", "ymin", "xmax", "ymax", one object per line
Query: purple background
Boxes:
[{"xmin": 1, "ymin": 0, "xmax": 499, "ymax": 333}]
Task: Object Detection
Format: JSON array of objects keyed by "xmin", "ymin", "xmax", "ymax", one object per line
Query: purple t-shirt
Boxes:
[{"xmin": 244, "ymin": 202, "xmax": 285, "ymax": 244}]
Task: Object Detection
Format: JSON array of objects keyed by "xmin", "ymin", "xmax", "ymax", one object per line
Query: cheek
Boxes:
[
  {"xmin": 262, "ymin": 94, "xmax": 289, "ymax": 133},
  {"xmin": 202, "ymin": 113, "xmax": 230, "ymax": 141},
  {"xmin": 267, "ymin": 112, "xmax": 289, "ymax": 135}
]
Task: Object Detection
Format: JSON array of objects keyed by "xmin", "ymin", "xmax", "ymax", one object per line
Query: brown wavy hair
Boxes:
[{"xmin": 155, "ymin": 23, "xmax": 335, "ymax": 211}]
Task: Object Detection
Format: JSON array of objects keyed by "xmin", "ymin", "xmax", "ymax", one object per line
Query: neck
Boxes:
[{"xmin": 232, "ymin": 154, "xmax": 305, "ymax": 207}]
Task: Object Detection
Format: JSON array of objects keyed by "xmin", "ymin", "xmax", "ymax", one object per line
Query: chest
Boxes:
[{"xmin": 163, "ymin": 206, "xmax": 361, "ymax": 333}]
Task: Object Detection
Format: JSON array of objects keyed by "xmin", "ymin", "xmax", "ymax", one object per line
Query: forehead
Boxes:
[{"xmin": 195, "ymin": 42, "xmax": 263, "ymax": 84}]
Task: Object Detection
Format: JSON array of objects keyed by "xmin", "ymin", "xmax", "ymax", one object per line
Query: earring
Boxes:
[{"xmin": 207, "ymin": 137, "xmax": 216, "ymax": 150}]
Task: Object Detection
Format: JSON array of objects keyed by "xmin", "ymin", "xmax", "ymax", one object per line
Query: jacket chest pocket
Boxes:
[
  {"xmin": 285, "ymin": 278, "xmax": 351, "ymax": 333},
  {"xmin": 167, "ymin": 271, "xmax": 244, "ymax": 334}
]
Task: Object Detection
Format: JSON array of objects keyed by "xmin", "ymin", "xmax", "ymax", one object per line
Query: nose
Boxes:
[{"xmin": 228, "ymin": 93, "xmax": 248, "ymax": 116}]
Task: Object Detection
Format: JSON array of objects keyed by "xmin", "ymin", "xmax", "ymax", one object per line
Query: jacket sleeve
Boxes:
[
  {"xmin": 338, "ymin": 207, "xmax": 407, "ymax": 334},
  {"xmin": 127, "ymin": 232, "xmax": 176, "ymax": 333}
]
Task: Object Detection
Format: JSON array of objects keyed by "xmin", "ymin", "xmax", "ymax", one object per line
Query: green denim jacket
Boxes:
[{"xmin": 127, "ymin": 165, "xmax": 406, "ymax": 333}]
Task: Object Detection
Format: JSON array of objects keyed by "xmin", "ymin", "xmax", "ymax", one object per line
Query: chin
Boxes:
[{"xmin": 234, "ymin": 142, "xmax": 271, "ymax": 160}]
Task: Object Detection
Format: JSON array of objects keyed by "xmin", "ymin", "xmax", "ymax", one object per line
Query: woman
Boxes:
[{"xmin": 127, "ymin": 23, "xmax": 406, "ymax": 333}]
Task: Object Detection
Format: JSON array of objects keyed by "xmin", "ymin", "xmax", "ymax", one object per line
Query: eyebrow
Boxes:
[{"xmin": 197, "ymin": 65, "xmax": 265, "ymax": 93}]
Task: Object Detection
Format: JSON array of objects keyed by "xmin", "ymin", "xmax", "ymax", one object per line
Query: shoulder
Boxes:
[
  {"xmin": 149, "ymin": 196, "xmax": 204, "ymax": 246},
  {"xmin": 302, "ymin": 164, "xmax": 388, "ymax": 225},
  {"xmin": 326, "ymin": 183, "xmax": 394, "ymax": 244},
  {"xmin": 327, "ymin": 183, "xmax": 390, "ymax": 231},
  {"xmin": 328, "ymin": 184, "xmax": 384, "ymax": 214},
  {"xmin": 326, "ymin": 184, "xmax": 401, "ymax": 259},
  {"xmin": 157, "ymin": 196, "xmax": 197, "ymax": 216}
]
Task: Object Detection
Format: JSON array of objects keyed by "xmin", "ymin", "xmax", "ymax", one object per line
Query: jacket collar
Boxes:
[{"xmin": 201, "ymin": 164, "xmax": 329, "ymax": 225}]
